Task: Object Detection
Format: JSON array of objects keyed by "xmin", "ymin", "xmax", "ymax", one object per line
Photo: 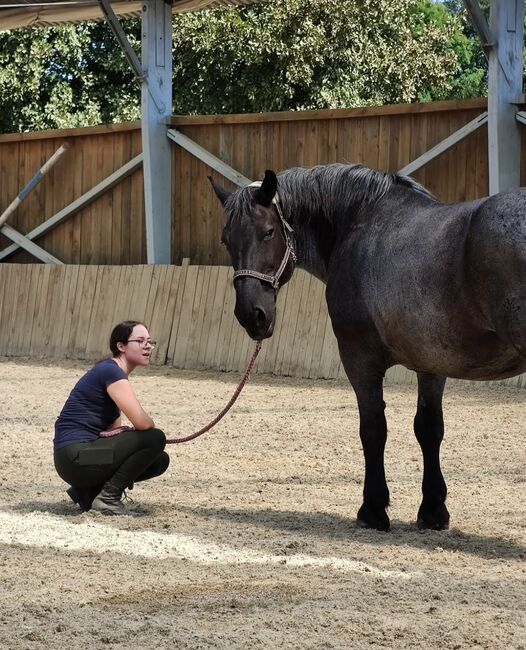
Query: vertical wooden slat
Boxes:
[
  {"xmin": 0, "ymin": 265, "xmax": 12, "ymax": 355},
  {"xmin": 147, "ymin": 265, "xmax": 174, "ymax": 365},
  {"xmin": 166, "ymin": 260, "xmax": 189, "ymax": 365},
  {"xmin": 30, "ymin": 264, "xmax": 52, "ymax": 356},
  {"xmin": 203, "ymin": 266, "xmax": 229, "ymax": 369},
  {"xmin": 196, "ymin": 265, "xmax": 219, "ymax": 369},
  {"xmin": 70, "ymin": 265, "xmax": 98, "ymax": 357},
  {"xmin": 171, "ymin": 262, "xmax": 199, "ymax": 367}
]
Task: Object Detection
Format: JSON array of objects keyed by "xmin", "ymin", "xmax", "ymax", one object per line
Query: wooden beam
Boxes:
[
  {"xmin": 487, "ymin": 0, "xmax": 524, "ymax": 194},
  {"xmin": 167, "ymin": 128, "xmax": 252, "ymax": 187},
  {"xmin": 0, "ymin": 224, "xmax": 63, "ymax": 264},
  {"xmin": 0, "ymin": 153, "xmax": 143, "ymax": 261},
  {"xmin": 398, "ymin": 112, "xmax": 488, "ymax": 176},
  {"xmin": 462, "ymin": 0, "xmax": 493, "ymax": 49},
  {"xmin": 169, "ymin": 98, "xmax": 488, "ymax": 126}
]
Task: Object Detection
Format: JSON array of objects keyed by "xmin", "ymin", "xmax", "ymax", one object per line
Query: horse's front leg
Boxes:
[
  {"xmin": 345, "ymin": 368, "xmax": 390, "ymax": 532},
  {"xmin": 414, "ymin": 373, "xmax": 450, "ymax": 530}
]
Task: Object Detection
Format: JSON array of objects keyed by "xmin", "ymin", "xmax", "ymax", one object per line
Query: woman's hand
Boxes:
[{"xmin": 107, "ymin": 380, "xmax": 155, "ymax": 430}]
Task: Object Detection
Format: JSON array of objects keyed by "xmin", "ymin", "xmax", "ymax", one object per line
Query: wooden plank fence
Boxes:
[
  {"xmin": 0, "ymin": 98, "xmax": 509, "ymax": 266},
  {"xmin": 1, "ymin": 263, "xmax": 525, "ymax": 388}
]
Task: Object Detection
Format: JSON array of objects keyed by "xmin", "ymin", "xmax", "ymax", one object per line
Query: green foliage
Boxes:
[
  {"xmin": 0, "ymin": 23, "xmax": 140, "ymax": 133},
  {"xmin": 0, "ymin": 0, "xmax": 488, "ymax": 133},
  {"xmin": 416, "ymin": 0, "xmax": 487, "ymax": 101},
  {"xmin": 171, "ymin": 0, "xmax": 461, "ymax": 113}
]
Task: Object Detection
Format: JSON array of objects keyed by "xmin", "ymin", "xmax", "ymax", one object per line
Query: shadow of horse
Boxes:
[{"xmin": 175, "ymin": 504, "xmax": 526, "ymax": 561}]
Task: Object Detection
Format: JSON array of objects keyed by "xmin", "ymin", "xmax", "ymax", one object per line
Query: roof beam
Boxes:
[{"xmin": 97, "ymin": 0, "xmax": 165, "ymax": 114}]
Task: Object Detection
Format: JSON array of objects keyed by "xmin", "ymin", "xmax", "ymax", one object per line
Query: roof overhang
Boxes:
[{"xmin": 0, "ymin": 0, "xmax": 266, "ymax": 30}]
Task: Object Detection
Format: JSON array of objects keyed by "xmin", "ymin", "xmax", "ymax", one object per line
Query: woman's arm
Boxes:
[{"xmin": 107, "ymin": 379, "xmax": 155, "ymax": 430}]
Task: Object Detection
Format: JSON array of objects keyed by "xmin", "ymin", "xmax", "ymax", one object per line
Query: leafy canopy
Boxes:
[{"xmin": 0, "ymin": 0, "xmax": 485, "ymax": 133}]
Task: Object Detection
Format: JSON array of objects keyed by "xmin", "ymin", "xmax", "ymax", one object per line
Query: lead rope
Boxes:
[
  {"xmin": 166, "ymin": 341, "xmax": 262, "ymax": 444},
  {"xmin": 100, "ymin": 342, "xmax": 262, "ymax": 445}
]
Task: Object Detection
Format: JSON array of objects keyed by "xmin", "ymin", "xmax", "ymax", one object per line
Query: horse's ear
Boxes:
[
  {"xmin": 208, "ymin": 176, "xmax": 231, "ymax": 206},
  {"xmin": 255, "ymin": 170, "xmax": 277, "ymax": 207}
]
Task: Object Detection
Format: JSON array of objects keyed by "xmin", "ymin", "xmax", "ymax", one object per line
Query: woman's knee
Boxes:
[
  {"xmin": 145, "ymin": 427, "xmax": 166, "ymax": 452},
  {"xmin": 158, "ymin": 451, "xmax": 170, "ymax": 473}
]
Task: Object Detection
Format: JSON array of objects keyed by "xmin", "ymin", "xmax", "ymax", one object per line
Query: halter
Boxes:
[{"xmin": 233, "ymin": 181, "xmax": 297, "ymax": 290}]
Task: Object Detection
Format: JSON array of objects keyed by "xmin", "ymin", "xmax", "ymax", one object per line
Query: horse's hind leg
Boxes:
[{"xmin": 414, "ymin": 373, "xmax": 450, "ymax": 530}]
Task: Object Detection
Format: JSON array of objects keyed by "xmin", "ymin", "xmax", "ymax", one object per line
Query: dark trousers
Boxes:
[{"xmin": 54, "ymin": 428, "xmax": 170, "ymax": 492}]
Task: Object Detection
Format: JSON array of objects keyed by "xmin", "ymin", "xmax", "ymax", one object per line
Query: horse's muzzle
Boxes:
[
  {"xmin": 235, "ymin": 303, "xmax": 275, "ymax": 340},
  {"xmin": 234, "ymin": 284, "xmax": 276, "ymax": 340}
]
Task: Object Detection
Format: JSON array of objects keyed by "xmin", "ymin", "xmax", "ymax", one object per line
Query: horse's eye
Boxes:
[{"xmin": 264, "ymin": 228, "xmax": 274, "ymax": 240}]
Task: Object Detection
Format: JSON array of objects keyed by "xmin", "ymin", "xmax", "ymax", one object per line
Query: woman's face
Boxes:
[{"xmin": 122, "ymin": 324, "xmax": 154, "ymax": 366}]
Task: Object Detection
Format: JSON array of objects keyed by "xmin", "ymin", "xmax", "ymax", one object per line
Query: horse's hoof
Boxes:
[
  {"xmin": 417, "ymin": 503, "xmax": 450, "ymax": 530},
  {"xmin": 357, "ymin": 505, "xmax": 390, "ymax": 532},
  {"xmin": 416, "ymin": 518, "xmax": 449, "ymax": 530}
]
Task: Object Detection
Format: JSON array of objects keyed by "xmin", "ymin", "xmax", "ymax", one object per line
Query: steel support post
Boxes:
[
  {"xmin": 487, "ymin": 0, "xmax": 524, "ymax": 194},
  {"xmin": 141, "ymin": 0, "xmax": 172, "ymax": 263}
]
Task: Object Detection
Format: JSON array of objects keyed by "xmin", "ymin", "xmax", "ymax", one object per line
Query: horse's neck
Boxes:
[
  {"xmin": 292, "ymin": 223, "xmax": 332, "ymax": 283},
  {"xmin": 280, "ymin": 174, "xmax": 335, "ymax": 283},
  {"xmin": 279, "ymin": 166, "xmax": 435, "ymax": 282}
]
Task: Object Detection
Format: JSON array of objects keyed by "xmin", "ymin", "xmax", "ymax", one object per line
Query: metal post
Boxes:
[
  {"xmin": 141, "ymin": 0, "xmax": 172, "ymax": 264},
  {"xmin": 488, "ymin": 0, "xmax": 524, "ymax": 195}
]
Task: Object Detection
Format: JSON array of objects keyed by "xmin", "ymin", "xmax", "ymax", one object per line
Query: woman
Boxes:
[{"xmin": 54, "ymin": 320, "xmax": 170, "ymax": 515}]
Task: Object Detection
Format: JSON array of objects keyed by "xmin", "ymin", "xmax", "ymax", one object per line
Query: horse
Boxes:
[{"xmin": 209, "ymin": 163, "xmax": 526, "ymax": 531}]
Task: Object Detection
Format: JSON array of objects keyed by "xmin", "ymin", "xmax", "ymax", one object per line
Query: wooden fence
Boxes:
[
  {"xmin": 1, "ymin": 98, "xmax": 513, "ymax": 266},
  {"xmin": 1, "ymin": 263, "xmax": 525, "ymax": 388}
]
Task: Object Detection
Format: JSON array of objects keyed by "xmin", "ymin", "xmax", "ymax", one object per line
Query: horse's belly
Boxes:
[{"xmin": 398, "ymin": 338, "xmax": 526, "ymax": 381}]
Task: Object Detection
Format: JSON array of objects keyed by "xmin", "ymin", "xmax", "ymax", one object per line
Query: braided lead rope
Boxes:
[
  {"xmin": 166, "ymin": 341, "xmax": 262, "ymax": 444},
  {"xmin": 99, "ymin": 341, "xmax": 262, "ymax": 445}
]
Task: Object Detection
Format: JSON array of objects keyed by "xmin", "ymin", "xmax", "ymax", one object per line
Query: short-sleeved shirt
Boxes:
[{"xmin": 54, "ymin": 359, "xmax": 128, "ymax": 450}]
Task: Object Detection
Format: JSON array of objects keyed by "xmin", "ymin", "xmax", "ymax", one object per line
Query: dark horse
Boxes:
[{"xmin": 210, "ymin": 164, "xmax": 526, "ymax": 531}]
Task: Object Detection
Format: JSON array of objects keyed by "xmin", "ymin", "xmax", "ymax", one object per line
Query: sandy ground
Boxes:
[{"xmin": 0, "ymin": 356, "xmax": 524, "ymax": 650}]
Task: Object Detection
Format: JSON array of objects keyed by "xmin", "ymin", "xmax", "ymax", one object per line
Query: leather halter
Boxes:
[{"xmin": 233, "ymin": 181, "xmax": 297, "ymax": 290}]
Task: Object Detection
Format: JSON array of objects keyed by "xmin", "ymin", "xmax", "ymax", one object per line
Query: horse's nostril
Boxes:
[{"xmin": 254, "ymin": 306, "xmax": 267, "ymax": 327}]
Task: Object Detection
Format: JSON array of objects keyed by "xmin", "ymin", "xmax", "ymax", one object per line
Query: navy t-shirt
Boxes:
[{"xmin": 54, "ymin": 359, "xmax": 128, "ymax": 450}]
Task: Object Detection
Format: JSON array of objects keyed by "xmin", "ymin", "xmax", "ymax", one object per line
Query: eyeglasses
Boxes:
[{"xmin": 127, "ymin": 339, "xmax": 157, "ymax": 348}]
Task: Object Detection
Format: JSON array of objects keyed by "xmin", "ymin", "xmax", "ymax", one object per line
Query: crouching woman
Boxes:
[{"xmin": 54, "ymin": 320, "xmax": 170, "ymax": 515}]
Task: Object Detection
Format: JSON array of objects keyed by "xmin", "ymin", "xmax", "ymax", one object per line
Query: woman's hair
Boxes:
[{"xmin": 109, "ymin": 320, "xmax": 146, "ymax": 357}]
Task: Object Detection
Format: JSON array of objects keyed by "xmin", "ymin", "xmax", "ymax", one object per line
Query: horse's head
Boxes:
[{"xmin": 209, "ymin": 170, "xmax": 295, "ymax": 340}]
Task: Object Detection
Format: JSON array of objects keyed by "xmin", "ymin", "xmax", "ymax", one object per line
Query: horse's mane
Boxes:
[
  {"xmin": 224, "ymin": 163, "xmax": 433, "ymax": 229},
  {"xmin": 276, "ymin": 163, "xmax": 434, "ymax": 227}
]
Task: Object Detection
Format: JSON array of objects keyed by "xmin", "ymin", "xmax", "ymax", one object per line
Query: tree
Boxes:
[
  {"xmin": 415, "ymin": 0, "xmax": 486, "ymax": 101},
  {"xmin": 0, "ymin": 0, "xmax": 482, "ymax": 133},
  {"xmin": 0, "ymin": 23, "xmax": 140, "ymax": 133},
  {"xmin": 171, "ymin": 0, "xmax": 461, "ymax": 113}
]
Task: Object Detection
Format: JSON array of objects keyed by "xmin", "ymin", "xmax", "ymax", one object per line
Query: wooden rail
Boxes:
[{"xmin": 0, "ymin": 263, "xmax": 524, "ymax": 388}]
